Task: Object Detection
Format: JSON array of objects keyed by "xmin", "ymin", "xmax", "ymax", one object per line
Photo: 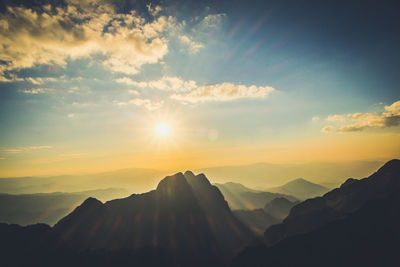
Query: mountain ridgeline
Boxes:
[
  {"xmin": 1, "ymin": 160, "xmax": 400, "ymax": 267},
  {"xmin": 233, "ymin": 159, "xmax": 400, "ymax": 267},
  {"xmin": 267, "ymin": 178, "xmax": 329, "ymax": 200},
  {"xmin": 1, "ymin": 171, "xmax": 254, "ymax": 266},
  {"xmin": 214, "ymin": 182, "xmax": 298, "ymax": 210}
]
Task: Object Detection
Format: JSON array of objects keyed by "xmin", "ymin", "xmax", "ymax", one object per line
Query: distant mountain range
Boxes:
[
  {"xmin": 264, "ymin": 197, "xmax": 299, "ymax": 220},
  {"xmin": 233, "ymin": 209, "xmax": 280, "ymax": 235},
  {"xmin": 267, "ymin": 178, "xmax": 329, "ymax": 200},
  {"xmin": 1, "ymin": 160, "xmax": 399, "ymax": 266},
  {"xmin": 0, "ymin": 168, "xmax": 166, "ymax": 194},
  {"xmin": 199, "ymin": 161, "xmax": 383, "ymax": 188},
  {"xmin": 233, "ymin": 159, "xmax": 400, "ymax": 266},
  {"xmin": 214, "ymin": 182, "xmax": 297, "ymax": 210},
  {"xmin": 0, "ymin": 160, "xmax": 383, "ymax": 195},
  {"xmin": 0, "ymin": 188, "xmax": 129, "ymax": 226}
]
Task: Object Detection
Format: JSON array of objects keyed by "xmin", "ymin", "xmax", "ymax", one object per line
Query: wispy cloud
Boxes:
[
  {"xmin": 114, "ymin": 98, "xmax": 164, "ymax": 111},
  {"xmin": 147, "ymin": 4, "xmax": 162, "ymax": 17},
  {"xmin": 21, "ymin": 88, "xmax": 55, "ymax": 94},
  {"xmin": 115, "ymin": 76, "xmax": 197, "ymax": 92},
  {"xmin": 129, "ymin": 98, "xmax": 164, "ymax": 110},
  {"xmin": 3, "ymin": 146, "xmax": 52, "ymax": 154},
  {"xmin": 115, "ymin": 78, "xmax": 148, "ymax": 88},
  {"xmin": 322, "ymin": 100, "xmax": 400, "ymax": 132},
  {"xmin": 59, "ymin": 153, "xmax": 86, "ymax": 159},
  {"xmin": 171, "ymin": 83, "xmax": 275, "ymax": 102},
  {"xmin": 25, "ymin": 77, "xmax": 57, "ymax": 85},
  {"xmin": 115, "ymin": 76, "xmax": 275, "ymax": 103},
  {"xmin": 180, "ymin": 35, "xmax": 203, "ymax": 54}
]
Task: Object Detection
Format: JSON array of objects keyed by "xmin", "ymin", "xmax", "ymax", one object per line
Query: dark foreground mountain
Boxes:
[
  {"xmin": 233, "ymin": 192, "xmax": 400, "ymax": 267},
  {"xmin": 214, "ymin": 182, "xmax": 297, "ymax": 210},
  {"xmin": 268, "ymin": 178, "xmax": 329, "ymax": 200},
  {"xmin": 1, "ymin": 172, "xmax": 254, "ymax": 267},
  {"xmin": 233, "ymin": 159, "xmax": 400, "ymax": 267},
  {"xmin": 0, "ymin": 222, "xmax": 182, "ymax": 267},
  {"xmin": 264, "ymin": 159, "xmax": 400, "ymax": 246}
]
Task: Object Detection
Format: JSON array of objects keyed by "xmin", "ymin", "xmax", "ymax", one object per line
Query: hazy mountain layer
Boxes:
[
  {"xmin": 214, "ymin": 182, "xmax": 297, "ymax": 210},
  {"xmin": 0, "ymin": 168, "xmax": 165, "ymax": 194},
  {"xmin": 264, "ymin": 197, "xmax": 299, "ymax": 220},
  {"xmin": 0, "ymin": 188, "xmax": 129, "ymax": 226},
  {"xmin": 200, "ymin": 161, "xmax": 384, "ymax": 188},
  {"xmin": 267, "ymin": 178, "xmax": 329, "ymax": 200},
  {"xmin": 233, "ymin": 209, "xmax": 280, "ymax": 235}
]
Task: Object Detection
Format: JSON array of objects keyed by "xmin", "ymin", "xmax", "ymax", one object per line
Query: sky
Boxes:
[{"xmin": 0, "ymin": 0, "xmax": 399, "ymax": 177}]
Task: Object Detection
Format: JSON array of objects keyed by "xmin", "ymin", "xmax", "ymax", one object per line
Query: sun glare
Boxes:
[{"xmin": 155, "ymin": 122, "xmax": 171, "ymax": 137}]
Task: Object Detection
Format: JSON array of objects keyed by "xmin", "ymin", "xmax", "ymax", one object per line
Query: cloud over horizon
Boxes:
[{"xmin": 322, "ymin": 100, "xmax": 400, "ymax": 133}]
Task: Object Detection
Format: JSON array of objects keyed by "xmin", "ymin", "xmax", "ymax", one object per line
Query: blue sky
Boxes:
[{"xmin": 0, "ymin": 0, "xmax": 399, "ymax": 176}]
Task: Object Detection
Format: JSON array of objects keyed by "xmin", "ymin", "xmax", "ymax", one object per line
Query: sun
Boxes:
[{"xmin": 155, "ymin": 122, "xmax": 171, "ymax": 137}]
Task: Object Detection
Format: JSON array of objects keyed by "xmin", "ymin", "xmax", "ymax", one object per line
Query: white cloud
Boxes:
[
  {"xmin": 115, "ymin": 76, "xmax": 275, "ymax": 103},
  {"xmin": 115, "ymin": 77, "xmax": 148, "ymax": 88},
  {"xmin": 128, "ymin": 89, "xmax": 140, "ymax": 95},
  {"xmin": 148, "ymin": 76, "xmax": 197, "ymax": 92},
  {"xmin": 312, "ymin": 116, "xmax": 320, "ymax": 122},
  {"xmin": 21, "ymin": 88, "xmax": 57, "ymax": 94},
  {"xmin": 25, "ymin": 77, "xmax": 57, "ymax": 85},
  {"xmin": 115, "ymin": 76, "xmax": 197, "ymax": 92},
  {"xmin": 0, "ymin": 1, "xmax": 172, "ymax": 77},
  {"xmin": 321, "ymin": 125, "xmax": 334, "ymax": 133},
  {"xmin": 0, "ymin": 73, "xmax": 24, "ymax": 82},
  {"xmin": 171, "ymin": 83, "xmax": 275, "ymax": 102},
  {"xmin": 129, "ymin": 98, "xmax": 164, "ymax": 111},
  {"xmin": 114, "ymin": 98, "xmax": 164, "ymax": 111},
  {"xmin": 147, "ymin": 4, "xmax": 162, "ymax": 17},
  {"xmin": 326, "ymin": 114, "xmax": 346, "ymax": 122},
  {"xmin": 180, "ymin": 35, "xmax": 203, "ymax": 54},
  {"xmin": 199, "ymin": 14, "xmax": 227, "ymax": 29},
  {"xmin": 322, "ymin": 100, "xmax": 400, "ymax": 133}
]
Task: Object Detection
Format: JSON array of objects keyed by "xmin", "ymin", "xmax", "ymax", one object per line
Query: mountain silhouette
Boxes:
[
  {"xmin": 52, "ymin": 172, "xmax": 254, "ymax": 265},
  {"xmin": 263, "ymin": 159, "xmax": 400, "ymax": 246},
  {"xmin": 268, "ymin": 178, "xmax": 329, "ymax": 200},
  {"xmin": 233, "ymin": 189, "xmax": 400, "ymax": 267},
  {"xmin": 1, "ymin": 171, "xmax": 255, "ymax": 266},
  {"xmin": 214, "ymin": 182, "xmax": 297, "ymax": 210},
  {"xmin": 231, "ymin": 159, "xmax": 400, "ymax": 267}
]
